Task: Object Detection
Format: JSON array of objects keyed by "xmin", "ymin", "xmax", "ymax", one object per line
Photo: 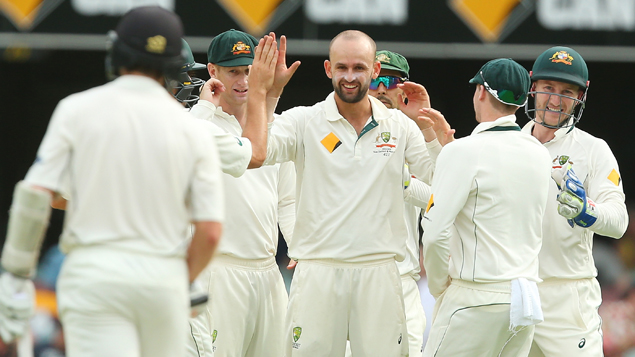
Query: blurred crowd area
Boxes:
[{"xmin": 1, "ymin": 206, "xmax": 633, "ymax": 357}]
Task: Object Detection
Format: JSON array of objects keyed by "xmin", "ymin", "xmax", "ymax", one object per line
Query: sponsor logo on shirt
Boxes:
[
  {"xmin": 607, "ymin": 168, "xmax": 621, "ymax": 186},
  {"xmin": 321, "ymin": 132, "xmax": 342, "ymax": 153},
  {"xmin": 578, "ymin": 338, "xmax": 586, "ymax": 348}
]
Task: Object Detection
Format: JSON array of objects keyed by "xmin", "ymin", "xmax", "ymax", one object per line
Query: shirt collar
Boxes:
[
  {"xmin": 112, "ymin": 75, "xmax": 167, "ymax": 95},
  {"xmin": 521, "ymin": 119, "xmax": 572, "ymax": 143},
  {"xmin": 324, "ymin": 92, "xmax": 392, "ymax": 122},
  {"xmin": 471, "ymin": 114, "xmax": 519, "ymax": 136}
]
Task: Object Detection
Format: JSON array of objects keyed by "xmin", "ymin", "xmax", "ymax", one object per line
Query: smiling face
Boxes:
[
  {"xmin": 532, "ymin": 79, "xmax": 583, "ymax": 128},
  {"xmin": 209, "ymin": 64, "xmax": 250, "ymax": 106},
  {"xmin": 325, "ymin": 35, "xmax": 379, "ymax": 104}
]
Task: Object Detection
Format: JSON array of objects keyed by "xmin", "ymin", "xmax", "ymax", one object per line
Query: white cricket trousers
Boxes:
[
  {"xmin": 423, "ymin": 279, "xmax": 534, "ymax": 357},
  {"xmin": 345, "ymin": 274, "xmax": 426, "ymax": 357},
  {"xmin": 187, "ymin": 255, "xmax": 288, "ymax": 357},
  {"xmin": 57, "ymin": 246, "xmax": 190, "ymax": 357},
  {"xmin": 528, "ymin": 278, "xmax": 603, "ymax": 357},
  {"xmin": 286, "ymin": 258, "xmax": 408, "ymax": 357},
  {"xmin": 402, "ymin": 274, "xmax": 426, "ymax": 357}
]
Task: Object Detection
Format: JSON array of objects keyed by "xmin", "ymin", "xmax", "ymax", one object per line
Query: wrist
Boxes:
[
  {"xmin": 574, "ymin": 197, "xmax": 598, "ymax": 227},
  {"xmin": 421, "ymin": 127, "xmax": 436, "ymax": 142}
]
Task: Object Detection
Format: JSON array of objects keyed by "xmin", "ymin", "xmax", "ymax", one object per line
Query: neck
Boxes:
[
  {"xmin": 118, "ymin": 69, "xmax": 163, "ymax": 84},
  {"xmin": 478, "ymin": 108, "xmax": 514, "ymax": 123},
  {"xmin": 334, "ymin": 94, "xmax": 373, "ymax": 134},
  {"xmin": 531, "ymin": 122, "xmax": 557, "ymax": 144},
  {"xmin": 219, "ymin": 97, "xmax": 247, "ymax": 128}
]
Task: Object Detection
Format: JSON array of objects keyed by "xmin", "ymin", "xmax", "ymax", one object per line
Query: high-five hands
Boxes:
[
  {"xmin": 268, "ymin": 32, "xmax": 301, "ymax": 98},
  {"xmin": 397, "ymin": 82, "xmax": 431, "ymax": 124},
  {"xmin": 249, "ymin": 34, "xmax": 279, "ymax": 94},
  {"xmin": 419, "ymin": 108, "xmax": 455, "ymax": 146}
]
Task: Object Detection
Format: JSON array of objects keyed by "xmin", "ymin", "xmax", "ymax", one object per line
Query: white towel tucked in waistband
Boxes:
[{"xmin": 510, "ymin": 278, "xmax": 543, "ymax": 331}]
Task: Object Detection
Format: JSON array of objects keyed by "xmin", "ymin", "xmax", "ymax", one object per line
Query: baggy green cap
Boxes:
[
  {"xmin": 469, "ymin": 58, "xmax": 530, "ymax": 106},
  {"xmin": 207, "ymin": 29, "xmax": 258, "ymax": 67},
  {"xmin": 181, "ymin": 39, "xmax": 206, "ymax": 72},
  {"xmin": 531, "ymin": 46, "xmax": 588, "ymax": 89},
  {"xmin": 375, "ymin": 50, "xmax": 409, "ymax": 78}
]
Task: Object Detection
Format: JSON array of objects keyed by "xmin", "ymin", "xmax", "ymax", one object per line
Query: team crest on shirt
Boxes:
[
  {"xmin": 552, "ymin": 155, "xmax": 573, "ymax": 169},
  {"xmin": 212, "ymin": 330, "xmax": 217, "ymax": 343},
  {"xmin": 373, "ymin": 132, "xmax": 397, "ymax": 156},
  {"xmin": 292, "ymin": 326, "xmax": 302, "ymax": 349}
]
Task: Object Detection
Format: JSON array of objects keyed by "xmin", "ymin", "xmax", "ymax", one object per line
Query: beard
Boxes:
[
  {"xmin": 375, "ymin": 95, "xmax": 395, "ymax": 108},
  {"xmin": 333, "ymin": 78, "xmax": 370, "ymax": 104}
]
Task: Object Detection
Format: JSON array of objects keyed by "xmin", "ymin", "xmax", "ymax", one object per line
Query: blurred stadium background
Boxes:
[{"xmin": 1, "ymin": 0, "xmax": 634, "ymax": 356}]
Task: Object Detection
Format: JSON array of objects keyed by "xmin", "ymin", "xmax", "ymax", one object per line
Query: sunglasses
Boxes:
[
  {"xmin": 370, "ymin": 75, "xmax": 407, "ymax": 90},
  {"xmin": 480, "ymin": 72, "xmax": 526, "ymax": 106}
]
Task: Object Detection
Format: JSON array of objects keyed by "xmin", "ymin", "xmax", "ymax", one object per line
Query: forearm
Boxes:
[
  {"xmin": 591, "ymin": 199, "xmax": 628, "ymax": 238},
  {"xmin": 186, "ymin": 221, "xmax": 222, "ymax": 283},
  {"xmin": 422, "ymin": 231, "xmax": 451, "ymax": 298},
  {"xmin": 266, "ymin": 96, "xmax": 280, "ymax": 124},
  {"xmin": 404, "ymin": 178, "xmax": 432, "ymax": 208},
  {"xmin": 189, "ymin": 100, "xmax": 216, "ymax": 121},
  {"xmin": 244, "ymin": 89, "xmax": 269, "ymax": 168}
]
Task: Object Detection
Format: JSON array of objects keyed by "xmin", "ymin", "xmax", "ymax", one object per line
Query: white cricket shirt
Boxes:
[
  {"xmin": 190, "ymin": 100, "xmax": 253, "ymax": 178},
  {"xmin": 25, "ymin": 75, "xmax": 224, "ymax": 258},
  {"xmin": 265, "ymin": 93, "xmax": 441, "ymax": 262},
  {"xmin": 522, "ymin": 121, "xmax": 628, "ymax": 280},
  {"xmin": 423, "ymin": 115, "xmax": 552, "ymax": 297},
  {"xmin": 205, "ymin": 105, "xmax": 296, "ymax": 259}
]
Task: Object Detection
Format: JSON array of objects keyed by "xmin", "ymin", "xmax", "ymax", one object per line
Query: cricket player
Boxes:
[
  {"xmin": 369, "ymin": 50, "xmax": 427, "ymax": 356},
  {"xmin": 422, "ymin": 58, "xmax": 552, "ymax": 356},
  {"xmin": 174, "ymin": 38, "xmax": 207, "ymax": 109},
  {"xmin": 185, "ymin": 29, "xmax": 297, "ymax": 357},
  {"xmin": 523, "ymin": 46, "xmax": 628, "ymax": 357},
  {"xmin": 0, "ymin": 6, "xmax": 230, "ymax": 356},
  {"xmin": 257, "ymin": 30, "xmax": 447, "ymax": 357},
  {"xmin": 176, "ymin": 38, "xmax": 272, "ymax": 178}
]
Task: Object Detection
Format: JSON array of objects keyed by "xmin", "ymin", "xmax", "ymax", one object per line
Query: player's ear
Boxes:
[
  {"xmin": 530, "ymin": 82, "xmax": 536, "ymax": 97},
  {"xmin": 208, "ymin": 63, "xmax": 217, "ymax": 79},
  {"xmin": 372, "ymin": 61, "xmax": 381, "ymax": 79},
  {"xmin": 324, "ymin": 60, "xmax": 332, "ymax": 79},
  {"xmin": 477, "ymin": 84, "xmax": 487, "ymax": 101}
]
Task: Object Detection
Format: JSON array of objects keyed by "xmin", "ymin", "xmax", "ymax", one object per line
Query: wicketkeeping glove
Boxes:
[
  {"xmin": 0, "ymin": 272, "xmax": 35, "ymax": 343},
  {"xmin": 551, "ymin": 166, "xmax": 597, "ymax": 228}
]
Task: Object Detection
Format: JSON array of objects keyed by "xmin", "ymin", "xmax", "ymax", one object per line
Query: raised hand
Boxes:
[
  {"xmin": 397, "ymin": 82, "xmax": 432, "ymax": 122},
  {"xmin": 419, "ymin": 107, "xmax": 456, "ymax": 146},
  {"xmin": 199, "ymin": 78, "xmax": 225, "ymax": 107},
  {"xmin": 269, "ymin": 33, "xmax": 301, "ymax": 98},
  {"xmin": 249, "ymin": 34, "xmax": 278, "ymax": 95}
]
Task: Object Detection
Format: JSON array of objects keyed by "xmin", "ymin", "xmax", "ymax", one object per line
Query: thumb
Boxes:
[{"xmin": 288, "ymin": 61, "xmax": 301, "ymax": 75}]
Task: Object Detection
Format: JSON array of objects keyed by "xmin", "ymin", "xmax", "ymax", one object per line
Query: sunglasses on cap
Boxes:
[
  {"xmin": 479, "ymin": 72, "xmax": 526, "ymax": 106},
  {"xmin": 369, "ymin": 75, "xmax": 407, "ymax": 90}
]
